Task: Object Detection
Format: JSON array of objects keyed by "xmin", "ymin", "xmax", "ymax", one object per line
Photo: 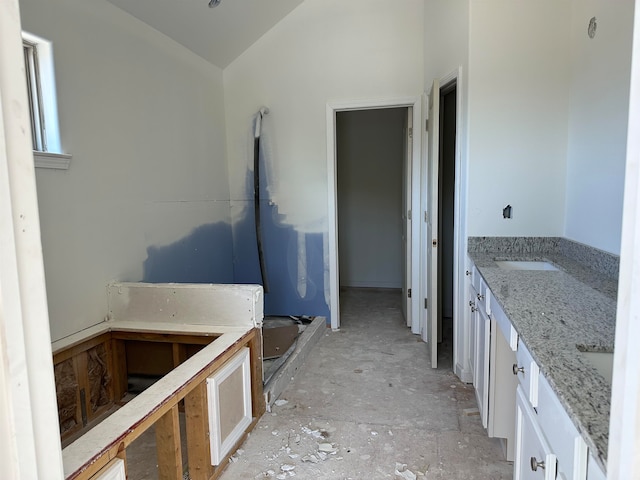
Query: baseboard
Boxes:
[{"xmin": 455, "ymin": 362, "xmax": 473, "ymax": 384}]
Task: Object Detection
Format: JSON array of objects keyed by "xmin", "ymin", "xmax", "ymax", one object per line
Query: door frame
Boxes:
[
  {"xmin": 0, "ymin": 1, "xmax": 65, "ymax": 477},
  {"xmin": 422, "ymin": 67, "xmax": 468, "ymax": 375},
  {"xmin": 326, "ymin": 97, "xmax": 422, "ymax": 331}
]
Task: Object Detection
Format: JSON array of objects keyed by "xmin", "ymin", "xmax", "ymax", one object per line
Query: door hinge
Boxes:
[
  {"xmin": 408, "ymin": 288, "xmax": 412, "ymax": 298},
  {"xmin": 408, "ymin": 127, "xmax": 413, "ymax": 139},
  {"xmin": 408, "ymin": 210, "xmax": 412, "ymax": 220},
  {"xmin": 424, "ymin": 211, "xmax": 428, "ymax": 222},
  {"xmin": 424, "ymin": 298, "xmax": 428, "ymax": 309},
  {"xmin": 425, "ymin": 119, "xmax": 429, "ymax": 131}
]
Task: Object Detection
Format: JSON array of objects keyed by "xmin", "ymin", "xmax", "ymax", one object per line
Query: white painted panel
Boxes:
[
  {"xmin": 515, "ymin": 339, "xmax": 539, "ymax": 408},
  {"xmin": 487, "ymin": 318, "xmax": 518, "ymax": 461},
  {"xmin": 92, "ymin": 458, "xmax": 126, "ymax": 480},
  {"xmin": 537, "ymin": 374, "xmax": 588, "ymax": 480},
  {"xmin": 107, "ymin": 283, "xmax": 263, "ymax": 327},
  {"xmin": 515, "ymin": 387, "xmax": 558, "ymax": 480},
  {"xmin": 207, "ymin": 348, "xmax": 252, "ymax": 465},
  {"xmin": 490, "ymin": 293, "xmax": 513, "ymax": 348}
]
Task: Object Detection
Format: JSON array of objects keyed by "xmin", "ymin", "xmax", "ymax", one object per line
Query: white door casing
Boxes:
[
  {"xmin": 425, "ymin": 79, "xmax": 440, "ymax": 368},
  {"xmin": 403, "ymin": 109, "xmax": 414, "ymax": 326},
  {"xmin": 0, "ymin": 1, "xmax": 65, "ymax": 477},
  {"xmin": 326, "ymin": 97, "xmax": 422, "ymax": 332}
]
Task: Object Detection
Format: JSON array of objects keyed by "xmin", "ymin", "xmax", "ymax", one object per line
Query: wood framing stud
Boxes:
[
  {"xmin": 249, "ymin": 330, "xmax": 266, "ymax": 418},
  {"xmin": 156, "ymin": 405, "xmax": 183, "ymax": 480},
  {"xmin": 184, "ymin": 382, "xmax": 213, "ymax": 480}
]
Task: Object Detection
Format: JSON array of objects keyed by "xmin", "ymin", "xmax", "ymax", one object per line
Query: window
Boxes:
[
  {"xmin": 23, "ymin": 39, "xmax": 46, "ymax": 152},
  {"xmin": 21, "ymin": 31, "xmax": 70, "ymax": 169}
]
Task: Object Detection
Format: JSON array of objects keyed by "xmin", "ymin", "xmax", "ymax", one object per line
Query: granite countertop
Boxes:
[{"xmin": 468, "ymin": 240, "xmax": 617, "ymax": 471}]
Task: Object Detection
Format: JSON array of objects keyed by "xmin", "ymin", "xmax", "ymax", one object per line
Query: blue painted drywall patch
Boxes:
[
  {"xmin": 143, "ymin": 222, "xmax": 234, "ymax": 283},
  {"xmin": 232, "ymin": 166, "xmax": 329, "ymax": 317}
]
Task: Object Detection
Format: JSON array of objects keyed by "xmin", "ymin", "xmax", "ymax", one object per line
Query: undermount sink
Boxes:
[
  {"xmin": 494, "ymin": 260, "xmax": 559, "ymax": 271},
  {"xmin": 579, "ymin": 350, "xmax": 614, "ymax": 385}
]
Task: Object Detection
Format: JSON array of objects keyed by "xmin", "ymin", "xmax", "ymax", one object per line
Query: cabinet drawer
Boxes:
[
  {"xmin": 476, "ymin": 275, "xmax": 490, "ymax": 315},
  {"xmin": 490, "ymin": 295, "xmax": 518, "ymax": 351},
  {"xmin": 515, "ymin": 339, "xmax": 539, "ymax": 407},
  {"xmin": 537, "ymin": 374, "xmax": 588, "ymax": 480},
  {"xmin": 472, "ymin": 264, "xmax": 482, "ymax": 293},
  {"xmin": 515, "ymin": 386, "xmax": 557, "ymax": 480}
]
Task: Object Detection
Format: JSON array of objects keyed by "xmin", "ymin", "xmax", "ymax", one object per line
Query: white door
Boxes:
[
  {"xmin": 426, "ymin": 80, "xmax": 440, "ymax": 368},
  {"xmin": 402, "ymin": 108, "xmax": 413, "ymax": 326}
]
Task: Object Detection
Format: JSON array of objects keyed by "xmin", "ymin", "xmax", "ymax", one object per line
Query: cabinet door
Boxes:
[
  {"xmin": 515, "ymin": 387, "xmax": 558, "ymax": 480},
  {"xmin": 487, "ymin": 318, "xmax": 518, "ymax": 461},
  {"xmin": 469, "ymin": 301, "xmax": 477, "ymax": 386},
  {"xmin": 474, "ymin": 306, "xmax": 490, "ymax": 428}
]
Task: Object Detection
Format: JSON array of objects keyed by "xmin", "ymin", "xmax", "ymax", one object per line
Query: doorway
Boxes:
[
  {"xmin": 336, "ymin": 108, "xmax": 407, "ymax": 305},
  {"xmin": 326, "ymin": 98, "xmax": 422, "ymax": 332},
  {"xmin": 437, "ymin": 81, "xmax": 457, "ymax": 366}
]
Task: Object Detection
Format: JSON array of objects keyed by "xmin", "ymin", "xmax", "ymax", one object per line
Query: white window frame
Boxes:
[{"xmin": 22, "ymin": 31, "xmax": 71, "ymax": 169}]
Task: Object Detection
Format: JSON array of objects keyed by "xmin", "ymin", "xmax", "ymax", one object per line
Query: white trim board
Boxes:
[{"xmin": 326, "ymin": 97, "xmax": 422, "ymax": 332}]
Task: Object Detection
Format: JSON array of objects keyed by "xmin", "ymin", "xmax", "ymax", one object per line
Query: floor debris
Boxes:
[
  {"xmin": 217, "ymin": 290, "xmax": 514, "ymax": 480},
  {"xmin": 318, "ymin": 443, "xmax": 336, "ymax": 453},
  {"xmin": 274, "ymin": 399, "xmax": 289, "ymax": 407},
  {"xmin": 394, "ymin": 462, "xmax": 417, "ymax": 480}
]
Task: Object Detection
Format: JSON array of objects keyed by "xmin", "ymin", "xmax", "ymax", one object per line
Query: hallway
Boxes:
[{"xmin": 220, "ymin": 289, "xmax": 513, "ymax": 479}]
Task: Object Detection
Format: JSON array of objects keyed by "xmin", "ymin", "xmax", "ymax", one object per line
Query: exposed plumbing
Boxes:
[
  {"xmin": 254, "ymin": 107, "xmax": 270, "ymax": 293},
  {"xmin": 255, "ymin": 107, "xmax": 270, "ymax": 138}
]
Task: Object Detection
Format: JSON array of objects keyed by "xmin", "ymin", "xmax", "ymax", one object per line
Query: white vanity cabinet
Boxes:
[
  {"xmin": 466, "ymin": 259, "xmax": 518, "ymax": 458},
  {"xmin": 465, "ymin": 257, "xmax": 606, "ymax": 479},
  {"xmin": 514, "ymin": 339, "xmax": 539, "ymax": 407},
  {"xmin": 465, "ymin": 258, "xmax": 477, "ymax": 383},
  {"xmin": 487, "ymin": 298, "xmax": 519, "ymax": 461},
  {"xmin": 515, "ymin": 386, "xmax": 558, "ymax": 480},
  {"xmin": 513, "ymin": 339, "xmax": 589, "ymax": 480},
  {"xmin": 472, "ymin": 273, "xmax": 490, "ymax": 429},
  {"xmin": 536, "ymin": 374, "xmax": 588, "ymax": 480}
]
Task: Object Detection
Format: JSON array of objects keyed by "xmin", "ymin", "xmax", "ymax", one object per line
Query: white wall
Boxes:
[
  {"xmin": 336, "ymin": 108, "xmax": 405, "ymax": 289},
  {"xmin": 224, "ymin": 0, "xmax": 424, "ymax": 232},
  {"xmin": 466, "ymin": 0, "xmax": 572, "ymax": 237},
  {"xmin": 424, "ymin": 0, "xmax": 469, "ymax": 85},
  {"xmin": 223, "ymin": 0, "xmax": 424, "ymax": 314},
  {"xmin": 564, "ymin": 0, "xmax": 635, "ymax": 255},
  {"xmin": 20, "ymin": 0, "xmax": 231, "ymax": 341}
]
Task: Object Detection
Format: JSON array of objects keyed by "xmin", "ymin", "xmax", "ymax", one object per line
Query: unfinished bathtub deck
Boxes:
[{"xmin": 219, "ymin": 289, "xmax": 513, "ymax": 480}]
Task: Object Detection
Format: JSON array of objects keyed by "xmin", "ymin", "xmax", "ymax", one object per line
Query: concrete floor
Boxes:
[{"xmin": 219, "ymin": 288, "xmax": 513, "ymax": 480}]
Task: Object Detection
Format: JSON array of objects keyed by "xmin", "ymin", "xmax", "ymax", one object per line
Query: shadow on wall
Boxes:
[
  {"xmin": 143, "ymin": 222, "xmax": 235, "ymax": 283},
  {"xmin": 142, "ymin": 181, "xmax": 329, "ymax": 318}
]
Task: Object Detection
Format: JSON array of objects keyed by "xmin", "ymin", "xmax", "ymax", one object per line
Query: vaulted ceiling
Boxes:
[{"xmin": 106, "ymin": 0, "xmax": 303, "ymax": 68}]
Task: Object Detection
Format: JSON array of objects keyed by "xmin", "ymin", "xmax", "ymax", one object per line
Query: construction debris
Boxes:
[{"xmin": 394, "ymin": 463, "xmax": 418, "ymax": 480}]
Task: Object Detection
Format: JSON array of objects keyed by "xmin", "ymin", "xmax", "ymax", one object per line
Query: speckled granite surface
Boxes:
[{"xmin": 468, "ymin": 237, "xmax": 618, "ymax": 471}]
